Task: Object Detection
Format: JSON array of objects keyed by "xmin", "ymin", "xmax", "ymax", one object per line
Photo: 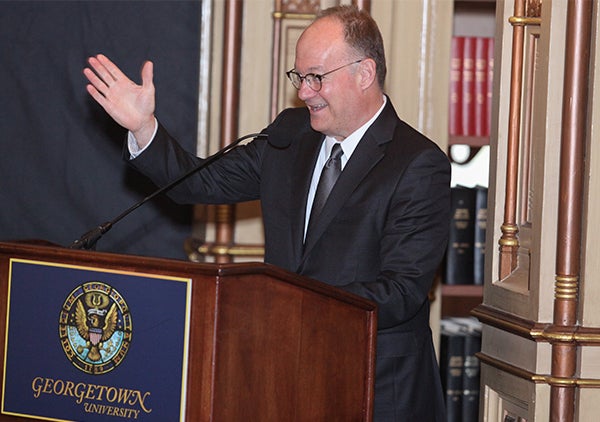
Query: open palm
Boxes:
[{"xmin": 84, "ymin": 54, "xmax": 156, "ymax": 145}]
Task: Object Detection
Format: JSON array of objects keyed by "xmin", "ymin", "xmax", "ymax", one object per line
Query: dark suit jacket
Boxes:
[{"xmin": 129, "ymin": 99, "xmax": 450, "ymax": 421}]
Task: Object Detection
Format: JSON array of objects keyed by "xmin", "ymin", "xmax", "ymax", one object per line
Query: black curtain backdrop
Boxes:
[{"xmin": 0, "ymin": 1, "xmax": 201, "ymax": 259}]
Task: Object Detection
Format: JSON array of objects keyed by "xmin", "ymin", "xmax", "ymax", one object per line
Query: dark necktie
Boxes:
[{"xmin": 308, "ymin": 143, "xmax": 343, "ymax": 230}]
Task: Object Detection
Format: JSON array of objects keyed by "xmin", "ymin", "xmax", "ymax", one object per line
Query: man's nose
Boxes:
[{"xmin": 297, "ymin": 80, "xmax": 316, "ymax": 101}]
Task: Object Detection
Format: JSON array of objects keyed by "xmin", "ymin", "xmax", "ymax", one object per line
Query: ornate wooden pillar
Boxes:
[
  {"xmin": 498, "ymin": 0, "xmax": 529, "ymax": 279},
  {"xmin": 550, "ymin": 0, "xmax": 593, "ymax": 419},
  {"xmin": 473, "ymin": 0, "xmax": 598, "ymax": 420}
]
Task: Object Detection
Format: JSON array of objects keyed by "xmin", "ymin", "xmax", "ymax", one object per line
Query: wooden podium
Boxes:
[{"xmin": 0, "ymin": 241, "xmax": 376, "ymax": 421}]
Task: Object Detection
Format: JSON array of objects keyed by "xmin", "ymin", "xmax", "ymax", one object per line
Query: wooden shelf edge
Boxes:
[{"xmin": 440, "ymin": 284, "xmax": 483, "ymax": 318}]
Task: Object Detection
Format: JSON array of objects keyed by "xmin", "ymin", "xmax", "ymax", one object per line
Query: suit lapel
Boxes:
[
  {"xmin": 301, "ymin": 100, "xmax": 399, "ymax": 261},
  {"xmin": 302, "ymin": 134, "xmax": 385, "ymax": 257}
]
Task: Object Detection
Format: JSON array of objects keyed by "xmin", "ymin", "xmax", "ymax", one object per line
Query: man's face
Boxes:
[{"xmin": 294, "ymin": 18, "xmax": 364, "ymax": 141}]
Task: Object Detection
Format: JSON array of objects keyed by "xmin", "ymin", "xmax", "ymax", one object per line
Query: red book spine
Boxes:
[
  {"xmin": 486, "ymin": 38, "xmax": 495, "ymax": 138},
  {"xmin": 461, "ymin": 37, "xmax": 476, "ymax": 137},
  {"xmin": 449, "ymin": 36, "xmax": 464, "ymax": 136},
  {"xmin": 474, "ymin": 37, "xmax": 488, "ymax": 137}
]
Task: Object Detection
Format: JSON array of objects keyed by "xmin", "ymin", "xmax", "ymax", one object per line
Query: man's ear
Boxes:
[{"xmin": 358, "ymin": 58, "xmax": 377, "ymax": 90}]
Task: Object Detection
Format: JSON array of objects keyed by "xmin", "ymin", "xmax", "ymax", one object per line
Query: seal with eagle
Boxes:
[{"xmin": 74, "ymin": 291, "xmax": 118, "ymax": 362}]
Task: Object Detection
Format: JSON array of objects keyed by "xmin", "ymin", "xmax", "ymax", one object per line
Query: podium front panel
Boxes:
[
  {"xmin": 1, "ymin": 258, "xmax": 192, "ymax": 422},
  {"xmin": 211, "ymin": 271, "xmax": 375, "ymax": 421},
  {"xmin": 0, "ymin": 242, "xmax": 376, "ymax": 421}
]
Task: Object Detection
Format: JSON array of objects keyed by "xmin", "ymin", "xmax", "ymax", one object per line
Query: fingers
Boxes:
[
  {"xmin": 85, "ymin": 55, "xmax": 114, "ymax": 88},
  {"xmin": 85, "ymin": 54, "xmax": 132, "ymax": 89},
  {"xmin": 85, "ymin": 83, "xmax": 109, "ymax": 110},
  {"xmin": 95, "ymin": 54, "xmax": 129, "ymax": 82},
  {"xmin": 140, "ymin": 60, "xmax": 154, "ymax": 88},
  {"xmin": 85, "ymin": 54, "xmax": 150, "ymax": 91},
  {"xmin": 83, "ymin": 54, "xmax": 157, "ymax": 133},
  {"xmin": 83, "ymin": 67, "xmax": 108, "ymax": 96}
]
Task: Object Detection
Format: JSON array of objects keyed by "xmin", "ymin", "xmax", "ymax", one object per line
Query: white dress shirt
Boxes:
[{"xmin": 304, "ymin": 96, "xmax": 387, "ymax": 238}]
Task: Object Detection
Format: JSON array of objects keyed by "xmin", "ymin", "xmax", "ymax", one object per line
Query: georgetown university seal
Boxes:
[{"xmin": 59, "ymin": 281, "xmax": 132, "ymax": 374}]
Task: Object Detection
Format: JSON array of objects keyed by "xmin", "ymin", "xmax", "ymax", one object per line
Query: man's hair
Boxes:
[{"xmin": 316, "ymin": 5, "xmax": 387, "ymax": 89}]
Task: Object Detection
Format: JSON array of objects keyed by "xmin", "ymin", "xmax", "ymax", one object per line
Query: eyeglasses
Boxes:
[{"xmin": 286, "ymin": 59, "xmax": 363, "ymax": 92}]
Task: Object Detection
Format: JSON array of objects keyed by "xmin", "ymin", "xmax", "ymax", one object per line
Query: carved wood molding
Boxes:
[
  {"xmin": 475, "ymin": 300, "xmax": 600, "ymax": 389},
  {"xmin": 527, "ymin": 0, "xmax": 542, "ymax": 18},
  {"xmin": 498, "ymin": 1, "xmax": 542, "ymax": 279},
  {"xmin": 473, "ymin": 304, "xmax": 600, "ymax": 346},
  {"xmin": 478, "ymin": 353, "xmax": 600, "ymax": 388}
]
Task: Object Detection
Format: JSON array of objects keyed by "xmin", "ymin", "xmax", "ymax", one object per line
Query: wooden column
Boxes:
[
  {"xmin": 550, "ymin": 0, "xmax": 593, "ymax": 419},
  {"xmin": 215, "ymin": 0, "xmax": 244, "ymax": 264},
  {"xmin": 498, "ymin": 0, "xmax": 527, "ymax": 279}
]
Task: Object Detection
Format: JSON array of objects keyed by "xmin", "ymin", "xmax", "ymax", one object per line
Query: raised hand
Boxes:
[{"xmin": 84, "ymin": 54, "xmax": 156, "ymax": 148}]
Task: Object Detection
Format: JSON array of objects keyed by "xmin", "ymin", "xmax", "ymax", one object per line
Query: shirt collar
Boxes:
[{"xmin": 324, "ymin": 95, "xmax": 387, "ymax": 160}]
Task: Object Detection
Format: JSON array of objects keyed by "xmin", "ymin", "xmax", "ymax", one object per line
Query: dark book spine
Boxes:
[
  {"xmin": 445, "ymin": 186, "xmax": 476, "ymax": 285},
  {"xmin": 461, "ymin": 330, "xmax": 482, "ymax": 422},
  {"xmin": 473, "ymin": 186, "xmax": 488, "ymax": 285},
  {"xmin": 440, "ymin": 323, "xmax": 465, "ymax": 422}
]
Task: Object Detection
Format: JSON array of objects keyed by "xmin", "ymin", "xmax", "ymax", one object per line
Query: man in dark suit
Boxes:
[{"xmin": 84, "ymin": 5, "xmax": 449, "ymax": 420}]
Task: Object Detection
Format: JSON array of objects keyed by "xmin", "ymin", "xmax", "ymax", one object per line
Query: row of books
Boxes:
[
  {"xmin": 440, "ymin": 317, "xmax": 482, "ymax": 422},
  {"xmin": 449, "ymin": 36, "xmax": 494, "ymax": 138},
  {"xmin": 445, "ymin": 185, "xmax": 488, "ymax": 285}
]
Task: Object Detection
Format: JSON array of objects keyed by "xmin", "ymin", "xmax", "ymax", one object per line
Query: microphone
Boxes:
[
  {"xmin": 265, "ymin": 107, "xmax": 311, "ymax": 148},
  {"xmin": 69, "ymin": 131, "xmax": 266, "ymax": 250}
]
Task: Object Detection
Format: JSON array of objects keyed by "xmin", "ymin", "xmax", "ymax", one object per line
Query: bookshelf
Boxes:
[
  {"xmin": 439, "ymin": 3, "xmax": 495, "ymax": 421},
  {"xmin": 441, "ymin": 0, "xmax": 496, "ymax": 318},
  {"xmin": 449, "ymin": 1, "xmax": 496, "ymax": 147}
]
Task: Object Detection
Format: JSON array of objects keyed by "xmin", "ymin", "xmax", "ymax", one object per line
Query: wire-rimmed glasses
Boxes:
[{"xmin": 286, "ymin": 59, "xmax": 363, "ymax": 92}]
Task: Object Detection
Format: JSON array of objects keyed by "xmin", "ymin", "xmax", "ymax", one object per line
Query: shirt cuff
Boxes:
[{"xmin": 127, "ymin": 117, "xmax": 159, "ymax": 159}]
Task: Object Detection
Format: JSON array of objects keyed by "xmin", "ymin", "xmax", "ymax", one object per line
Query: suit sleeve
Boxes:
[
  {"xmin": 125, "ymin": 122, "xmax": 265, "ymax": 204},
  {"xmin": 341, "ymin": 148, "xmax": 451, "ymax": 329}
]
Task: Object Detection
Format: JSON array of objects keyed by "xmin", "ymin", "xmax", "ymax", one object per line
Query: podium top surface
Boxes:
[{"xmin": 0, "ymin": 240, "xmax": 376, "ymax": 311}]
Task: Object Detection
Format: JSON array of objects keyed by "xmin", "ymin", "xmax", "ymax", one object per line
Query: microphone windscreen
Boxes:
[{"xmin": 266, "ymin": 108, "xmax": 311, "ymax": 148}]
